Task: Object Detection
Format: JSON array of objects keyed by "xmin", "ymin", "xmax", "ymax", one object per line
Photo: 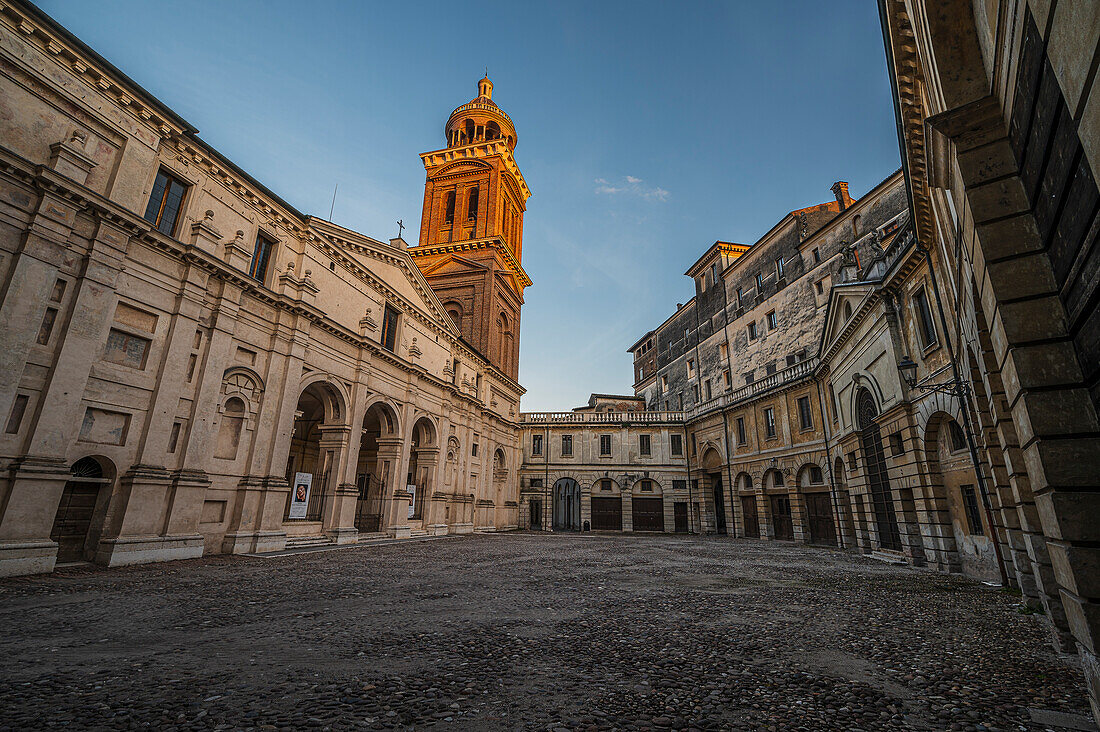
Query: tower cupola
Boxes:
[{"xmin": 445, "ymin": 76, "xmax": 516, "ymax": 150}]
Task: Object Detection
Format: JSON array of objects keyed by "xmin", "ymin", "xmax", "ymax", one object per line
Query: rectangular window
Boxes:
[
  {"xmin": 719, "ymin": 342, "xmax": 729, "ymax": 360},
  {"xmin": 687, "ymin": 358, "xmax": 695, "ymax": 376},
  {"xmin": 186, "ymin": 354, "xmax": 197, "ymax": 383},
  {"xmin": 755, "ymin": 273, "xmax": 764, "ymax": 293},
  {"xmin": 600, "ymin": 434, "xmax": 611, "ymax": 456},
  {"xmin": 847, "ymin": 451, "xmax": 857, "ymax": 471},
  {"xmin": 723, "ymin": 369, "xmax": 731, "ymax": 389},
  {"xmin": 704, "ymin": 380, "xmax": 712, "ymax": 400},
  {"xmin": 467, "ymin": 186, "xmax": 479, "ymax": 222},
  {"xmin": 5, "ymin": 394, "xmax": 28, "ymax": 434},
  {"xmin": 36, "ymin": 307, "xmax": 58, "ymax": 345},
  {"xmin": 472, "ymin": 442, "xmax": 479, "ymax": 457},
  {"xmin": 810, "ymin": 465, "xmax": 823, "ymax": 483},
  {"xmin": 639, "ymin": 434, "xmax": 651, "ymax": 455},
  {"xmin": 766, "ymin": 310, "xmax": 778, "ymax": 330},
  {"xmin": 815, "ymin": 279, "xmax": 824, "ymax": 295},
  {"xmin": 562, "ymin": 434, "xmax": 573, "ymax": 456},
  {"xmin": 889, "ymin": 432, "xmax": 904, "ymax": 455},
  {"xmin": 961, "ymin": 485, "xmax": 984, "ymax": 535},
  {"xmin": 766, "ymin": 362, "xmax": 777, "ymax": 375},
  {"xmin": 812, "ymin": 248, "xmax": 820, "ymax": 263},
  {"xmin": 601, "ymin": 479, "xmax": 612, "ymax": 491},
  {"xmin": 670, "ymin": 433, "xmax": 683, "ymax": 456},
  {"xmin": 913, "ymin": 288, "xmax": 938, "ymax": 348},
  {"xmin": 693, "ymin": 384, "xmax": 700, "ymax": 401},
  {"xmin": 530, "ymin": 478, "xmax": 543, "ymax": 488},
  {"xmin": 748, "ymin": 322, "xmax": 758, "ymax": 339},
  {"xmin": 736, "ymin": 416, "xmax": 746, "ymax": 445},
  {"xmin": 736, "ymin": 287, "xmax": 743, "ymax": 307},
  {"xmin": 444, "ymin": 190, "xmax": 455, "ymax": 225},
  {"xmin": 249, "ymin": 234, "xmax": 275, "ymax": 282},
  {"xmin": 691, "ymin": 433, "xmax": 697, "ymax": 456},
  {"xmin": 103, "ymin": 328, "xmax": 150, "ymax": 369},
  {"xmin": 381, "ymin": 305, "xmax": 399, "ymax": 352},
  {"xmin": 775, "ymin": 257, "xmax": 785, "ymax": 280},
  {"xmin": 532, "ymin": 434, "xmax": 543, "ymax": 455},
  {"xmin": 744, "ymin": 371, "xmax": 754, "ymax": 384},
  {"xmin": 798, "ymin": 396, "xmax": 813, "ymax": 430},
  {"xmin": 167, "ymin": 421, "xmax": 182, "ymax": 454},
  {"xmin": 763, "ymin": 407, "xmax": 776, "ymax": 438},
  {"xmin": 673, "ymin": 479, "xmax": 686, "ymax": 492},
  {"xmin": 50, "ymin": 278, "xmax": 67, "ymax": 303},
  {"xmin": 677, "ymin": 393, "xmax": 684, "ymax": 410},
  {"xmin": 710, "ymin": 262, "xmax": 719, "ymax": 286},
  {"xmin": 660, "ymin": 374, "xmax": 668, "ymax": 390},
  {"xmin": 143, "ymin": 168, "xmax": 188, "ymax": 236}
]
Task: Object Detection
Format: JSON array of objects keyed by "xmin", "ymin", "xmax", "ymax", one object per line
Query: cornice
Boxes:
[
  {"xmin": 409, "ymin": 235, "xmax": 532, "ymax": 288},
  {"xmin": 421, "ymin": 140, "xmax": 531, "ymax": 202}
]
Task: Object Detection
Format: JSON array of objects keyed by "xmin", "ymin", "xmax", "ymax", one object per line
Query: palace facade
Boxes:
[{"xmin": 0, "ymin": 1, "xmax": 528, "ymax": 577}]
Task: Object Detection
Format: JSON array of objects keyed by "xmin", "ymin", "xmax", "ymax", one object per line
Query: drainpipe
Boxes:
[
  {"xmin": 544, "ymin": 422, "xmax": 550, "ymax": 531},
  {"xmin": 815, "ymin": 375, "xmax": 845, "ymax": 549},
  {"xmin": 683, "ymin": 421, "xmax": 695, "ymax": 533},
  {"xmin": 914, "ymin": 237, "xmax": 1009, "ymax": 587},
  {"xmin": 721, "ymin": 408, "xmax": 736, "ymax": 537}
]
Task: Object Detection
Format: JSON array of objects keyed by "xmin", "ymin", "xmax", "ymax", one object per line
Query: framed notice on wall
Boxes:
[
  {"xmin": 407, "ymin": 484, "xmax": 417, "ymax": 519},
  {"xmin": 288, "ymin": 472, "xmax": 313, "ymax": 520}
]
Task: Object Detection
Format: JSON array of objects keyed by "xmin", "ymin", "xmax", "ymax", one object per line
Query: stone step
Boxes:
[{"xmin": 285, "ymin": 535, "xmax": 335, "ymax": 549}]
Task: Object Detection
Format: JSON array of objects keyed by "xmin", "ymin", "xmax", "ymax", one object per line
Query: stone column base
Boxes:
[
  {"xmin": 451, "ymin": 522, "xmax": 474, "ymax": 535},
  {"xmin": 95, "ymin": 533, "xmax": 204, "ymax": 567},
  {"xmin": 0, "ymin": 539, "xmax": 57, "ymax": 577},
  {"xmin": 326, "ymin": 526, "xmax": 358, "ymax": 545},
  {"xmin": 222, "ymin": 530, "xmax": 286, "ymax": 555},
  {"xmin": 426, "ymin": 523, "xmax": 449, "ymax": 536},
  {"xmin": 387, "ymin": 525, "xmax": 411, "ymax": 539}
]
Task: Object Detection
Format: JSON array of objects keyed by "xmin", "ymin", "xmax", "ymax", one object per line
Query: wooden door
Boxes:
[
  {"xmin": 590, "ymin": 497, "xmax": 622, "ymax": 531},
  {"xmin": 632, "ymin": 497, "xmax": 664, "ymax": 532},
  {"xmin": 805, "ymin": 492, "xmax": 837, "ymax": 546},
  {"xmin": 674, "ymin": 502, "xmax": 689, "ymax": 533},
  {"xmin": 770, "ymin": 495, "xmax": 793, "ymax": 540},
  {"xmin": 741, "ymin": 495, "xmax": 759, "ymax": 538},
  {"xmin": 50, "ymin": 482, "xmax": 99, "ymax": 562}
]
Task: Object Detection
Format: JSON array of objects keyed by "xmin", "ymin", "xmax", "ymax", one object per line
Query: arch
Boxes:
[
  {"xmin": 410, "ymin": 415, "xmax": 437, "ymax": 448},
  {"xmin": 735, "ymin": 471, "xmax": 759, "ymax": 538},
  {"xmin": 552, "ymin": 477, "xmax": 581, "ymax": 531},
  {"xmin": 444, "ymin": 300, "xmax": 463, "ymax": 332},
  {"xmin": 222, "ymin": 366, "xmax": 264, "ymax": 402},
  {"xmin": 362, "ymin": 399, "xmax": 401, "ymax": 438},
  {"xmin": 843, "ymin": 301, "xmax": 853, "ymax": 321},
  {"xmin": 796, "ymin": 462, "xmax": 825, "ymax": 488},
  {"xmin": 296, "ymin": 376, "xmax": 349, "ymax": 427},
  {"xmin": 407, "ymin": 416, "xmax": 439, "ymax": 521},
  {"xmin": 797, "ymin": 461, "xmax": 835, "ymax": 546},
  {"xmin": 214, "ymin": 396, "xmax": 248, "ymax": 461},
  {"xmin": 762, "ymin": 468, "xmax": 793, "ymax": 540},
  {"xmin": 444, "ymin": 190, "xmax": 456, "ymax": 225},
  {"xmin": 493, "ymin": 447, "xmax": 507, "ymax": 471},
  {"xmin": 51, "ymin": 455, "xmax": 115, "ymax": 563},
  {"xmin": 353, "ymin": 400, "xmax": 402, "ymax": 533},
  {"xmin": 763, "ymin": 468, "xmax": 786, "ymax": 491},
  {"xmin": 633, "ymin": 478, "xmax": 661, "ymax": 495},
  {"xmin": 700, "ymin": 445, "xmax": 723, "ymax": 473},
  {"xmin": 856, "ymin": 388, "xmax": 902, "ymax": 551},
  {"xmin": 463, "ymin": 118, "xmax": 475, "ymax": 144},
  {"xmin": 485, "ymin": 121, "xmax": 501, "ymax": 140},
  {"xmin": 852, "ymin": 213, "xmax": 862, "ymax": 237}
]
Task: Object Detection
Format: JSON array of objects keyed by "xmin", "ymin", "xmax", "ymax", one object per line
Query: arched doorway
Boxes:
[
  {"xmin": 50, "ymin": 456, "xmax": 113, "ymax": 563},
  {"xmin": 631, "ymin": 479, "xmax": 664, "ymax": 532},
  {"xmin": 701, "ymin": 447, "xmax": 727, "ymax": 534},
  {"xmin": 355, "ymin": 402, "xmax": 400, "ymax": 533},
  {"xmin": 857, "ymin": 389, "xmax": 902, "ymax": 551},
  {"xmin": 589, "ymin": 477, "xmax": 622, "ymax": 530},
  {"xmin": 764, "ymin": 468, "xmax": 793, "ymax": 540},
  {"xmin": 798, "ymin": 463, "xmax": 836, "ymax": 546},
  {"xmin": 285, "ymin": 383, "xmax": 344, "ymax": 524},
  {"xmin": 553, "ymin": 478, "xmax": 580, "ymax": 531},
  {"xmin": 406, "ymin": 417, "xmax": 437, "ymax": 521},
  {"xmin": 736, "ymin": 472, "xmax": 759, "ymax": 538}
]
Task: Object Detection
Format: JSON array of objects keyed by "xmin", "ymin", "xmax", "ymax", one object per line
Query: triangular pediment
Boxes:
[
  {"xmin": 417, "ymin": 254, "xmax": 491, "ymax": 278},
  {"xmin": 820, "ymin": 284, "xmax": 875, "ymax": 353}
]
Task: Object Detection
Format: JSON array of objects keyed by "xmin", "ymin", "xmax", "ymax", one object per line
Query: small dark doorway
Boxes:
[
  {"xmin": 674, "ymin": 502, "xmax": 689, "ymax": 533},
  {"xmin": 805, "ymin": 492, "xmax": 837, "ymax": 546},
  {"xmin": 632, "ymin": 497, "xmax": 664, "ymax": 532},
  {"xmin": 590, "ymin": 496, "xmax": 622, "ymax": 531},
  {"xmin": 553, "ymin": 478, "xmax": 581, "ymax": 531},
  {"xmin": 770, "ymin": 495, "xmax": 793, "ymax": 540},
  {"xmin": 711, "ymin": 476, "xmax": 727, "ymax": 534},
  {"xmin": 51, "ymin": 457, "xmax": 110, "ymax": 563},
  {"xmin": 741, "ymin": 495, "xmax": 759, "ymax": 538},
  {"xmin": 529, "ymin": 500, "xmax": 542, "ymax": 529}
]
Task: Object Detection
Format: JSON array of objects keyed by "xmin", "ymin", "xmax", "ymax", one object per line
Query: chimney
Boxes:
[{"xmin": 831, "ymin": 181, "xmax": 852, "ymax": 211}]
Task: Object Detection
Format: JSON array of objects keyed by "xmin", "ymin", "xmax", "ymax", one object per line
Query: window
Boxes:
[
  {"xmin": 5, "ymin": 394, "xmax": 28, "ymax": 434},
  {"xmin": 797, "ymin": 396, "xmax": 813, "ymax": 430},
  {"xmin": 747, "ymin": 322, "xmax": 758, "ymax": 340},
  {"xmin": 186, "ymin": 354, "xmax": 197, "ymax": 382},
  {"xmin": 472, "ymin": 442, "xmax": 479, "ymax": 457},
  {"xmin": 661, "ymin": 374, "xmax": 669, "ymax": 389},
  {"xmin": 847, "ymin": 451, "xmax": 857, "ymax": 471},
  {"xmin": 744, "ymin": 371, "xmax": 754, "ymax": 385},
  {"xmin": 736, "ymin": 417, "xmax": 746, "ymax": 445},
  {"xmin": 736, "ymin": 287, "xmax": 744, "ymax": 308},
  {"xmin": 913, "ymin": 288, "xmax": 938, "ymax": 348},
  {"xmin": 444, "ymin": 190, "xmax": 455, "ymax": 225},
  {"xmin": 687, "ymin": 358, "xmax": 695, "ymax": 376},
  {"xmin": 812, "ymin": 248, "xmax": 820, "ymax": 263},
  {"xmin": 104, "ymin": 329, "xmax": 150, "ymax": 369},
  {"xmin": 466, "ymin": 186, "xmax": 479, "ymax": 222},
  {"xmin": 677, "ymin": 392, "xmax": 684, "ymax": 410},
  {"xmin": 948, "ymin": 420, "xmax": 967, "ymax": 452},
  {"xmin": 249, "ymin": 234, "xmax": 275, "ymax": 282},
  {"xmin": 763, "ymin": 407, "xmax": 776, "ymax": 438},
  {"xmin": 704, "ymin": 380, "xmax": 712, "ymax": 400},
  {"xmin": 381, "ymin": 305, "xmax": 399, "ymax": 352},
  {"xmin": 640, "ymin": 480, "xmax": 653, "ymax": 492},
  {"xmin": 889, "ymin": 432, "xmax": 904, "ymax": 455},
  {"xmin": 51, "ymin": 278, "xmax": 67, "ymax": 303},
  {"xmin": 961, "ymin": 485, "xmax": 984, "ymax": 535},
  {"xmin": 766, "ymin": 362, "xmax": 777, "ymax": 375},
  {"xmin": 766, "ymin": 311, "xmax": 778, "ymax": 330},
  {"xmin": 36, "ymin": 307, "xmax": 58, "ymax": 345},
  {"xmin": 719, "ymin": 342, "xmax": 728, "ymax": 360},
  {"xmin": 214, "ymin": 397, "xmax": 246, "ymax": 460},
  {"xmin": 600, "ymin": 434, "xmax": 611, "ymax": 456},
  {"xmin": 809, "ymin": 465, "xmax": 823, "ymax": 483},
  {"xmin": 670, "ymin": 433, "xmax": 683, "ymax": 456},
  {"xmin": 775, "ymin": 257, "xmax": 785, "ymax": 280},
  {"xmin": 755, "ymin": 273, "xmax": 765, "ymax": 293},
  {"xmin": 561, "ymin": 434, "xmax": 573, "ymax": 456},
  {"xmin": 168, "ymin": 421, "xmax": 182, "ymax": 454},
  {"xmin": 710, "ymin": 262, "xmax": 719, "ymax": 287},
  {"xmin": 530, "ymin": 478, "xmax": 543, "ymax": 488},
  {"xmin": 815, "ymin": 279, "xmax": 824, "ymax": 295},
  {"xmin": 601, "ymin": 479, "xmax": 612, "ymax": 491},
  {"xmin": 673, "ymin": 479, "xmax": 686, "ymax": 492},
  {"xmin": 639, "ymin": 434, "xmax": 651, "ymax": 455},
  {"xmin": 143, "ymin": 168, "xmax": 188, "ymax": 236},
  {"xmin": 691, "ymin": 433, "xmax": 697, "ymax": 456},
  {"xmin": 693, "ymin": 384, "xmax": 700, "ymax": 401},
  {"xmin": 532, "ymin": 434, "xmax": 543, "ymax": 455},
  {"xmin": 723, "ymin": 370, "xmax": 731, "ymax": 389}
]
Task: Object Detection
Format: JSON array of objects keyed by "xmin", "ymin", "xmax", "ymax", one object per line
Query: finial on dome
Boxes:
[{"xmin": 478, "ymin": 73, "xmax": 493, "ymax": 100}]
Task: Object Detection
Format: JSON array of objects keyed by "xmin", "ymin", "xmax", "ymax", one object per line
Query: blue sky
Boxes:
[{"xmin": 40, "ymin": 0, "xmax": 900, "ymax": 412}]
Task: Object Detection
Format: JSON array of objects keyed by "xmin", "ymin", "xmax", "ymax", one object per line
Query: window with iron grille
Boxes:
[
  {"xmin": 809, "ymin": 465, "xmax": 824, "ymax": 483},
  {"xmin": 601, "ymin": 479, "xmax": 612, "ymax": 491},
  {"xmin": 639, "ymin": 434, "xmax": 651, "ymax": 455},
  {"xmin": 670, "ymin": 433, "xmax": 683, "ymax": 456},
  {"xmin": 600, "ymin": 434, "xmax": 612, "ymax": 455},
  {"xmin": 764, "ymin": 408, "xmax": 776, "ymax": 438},
  {"xmin": 798, "ymin": 396, "xmax": 813, "ymax": 430},
  {"xmin": 532, "ymin": 434, "xmax": 542, "ymax": 455},
  {"xmin": 561, "ymin": 434, "xmax": 573, "ymax": 456},
  {"xmin": 961, "ymin": 485, "xmax": 984, "ymax": 535}
]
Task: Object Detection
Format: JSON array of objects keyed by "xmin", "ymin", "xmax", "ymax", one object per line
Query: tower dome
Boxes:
[{"xmin": 445, "ymin": 76, "xmax": 516, "ymax": 150}]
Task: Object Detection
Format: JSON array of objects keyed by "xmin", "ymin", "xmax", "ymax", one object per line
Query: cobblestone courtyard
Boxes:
[{"xmin": 0, "ymin": 534, "xmax": 1089, "ymax": 731}]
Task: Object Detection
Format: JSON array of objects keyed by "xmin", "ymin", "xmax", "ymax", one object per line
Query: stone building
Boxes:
[
  {"xmin": 0, "ymin": 1, "xmax": 525, "ymax": 577},
  {"xmin": 880, "ymin": 0, "xmax": 1100, "ymax": 718}
]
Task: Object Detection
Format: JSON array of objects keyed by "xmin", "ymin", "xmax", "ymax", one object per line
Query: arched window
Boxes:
[
  {"xmin": 852, "ymin": 214, "xmax": 861, "ymax": 237},
  {"xmin": 215, "ymin": 397, "xmax": 247, "ymax": 460},
  {"xmin": 445, "ymin": 301, "xmax": 463, "ymax": 332},
  {"xmin": 843, "ymin": 301, "xmax": 853, "ymax": 321},
  {"xmin": 486, "ymin": 121, "xmax": 501, "ymax": 140},
  {"xmin": 444, "ymin": 191, "xmax": 455, "ymax": 225},
  {"xmin": 464, "ymin": 119, "xmax": 475, "ymax": 144},
  {"xmin": 467, "ymin": 187, "xmax": 479, "ymax": 223}
]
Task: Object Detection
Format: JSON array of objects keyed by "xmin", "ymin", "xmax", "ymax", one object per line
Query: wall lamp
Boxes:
[{"xmin": 898, "ymin": 355, "xmax": 970, "ymax": 398}]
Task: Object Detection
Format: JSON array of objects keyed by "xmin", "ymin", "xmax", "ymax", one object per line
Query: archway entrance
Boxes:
[
  {"xmin": 736, "ymin": 473, "xmax": 759, "ymax": 538},
  {"xmin": 50, "ymin": 457, "xmax": 112, "ymax": 563},
  {"xmin": 798, "ymin": 464, "xmax": 836, "ymax": 546},
  {"xmin": 857, "ymin": 389, "xmax": 901, "ymax": 551},
  {"xmin": 406, "ymin": 417, "xmax": 437, "ymax": 522},
  {"xmin": 764, "ymin": 469, "xmax": 793, "ymax": 541},
  {"xmin": 552, "ymin": 478, "xmax": 580, "ymax": 531},
  {"xmin": 285, "ymin": 385, "xmax": 332, "ymax": 523},
  {"xmin": 701, "ymin": 447, "xmax": 727, "ymax": 534},
  {"xmin": 355, "ymin": 402, "xmax": 399, "ymax": 533}
]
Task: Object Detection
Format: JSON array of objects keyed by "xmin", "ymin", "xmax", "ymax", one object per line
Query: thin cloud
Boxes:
[{"xmin": 594, "ymin": 175, "xmax": 669, "ymax": 201}]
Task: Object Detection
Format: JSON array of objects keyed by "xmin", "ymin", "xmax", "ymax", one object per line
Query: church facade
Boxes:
[{"xmin": 0, "ymin": 1, "xmax": 526, "ymax": 577}]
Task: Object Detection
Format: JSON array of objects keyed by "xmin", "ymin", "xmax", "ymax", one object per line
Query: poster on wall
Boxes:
[
  {"xmin": 407, "ymin": 484, "xmax": 417, "ymax": 519},
  {"xmin": 288, "ymin": 472, "xmax": 313, "ymax": 520}
]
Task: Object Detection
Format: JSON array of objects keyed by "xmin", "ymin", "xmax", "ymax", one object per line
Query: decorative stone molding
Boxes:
[
  {"xmin": 190, "ymin": 210, "xmax": 223, "ymax": 254},
  {"xmin": 222, "ymin": 229, "xmax": 251, "ymax": 270},
  {"xmin": 48, "ymin": 129, "xmax": 96, "ymax": 185}
]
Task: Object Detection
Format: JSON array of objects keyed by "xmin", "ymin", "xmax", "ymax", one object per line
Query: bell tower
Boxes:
[{"xmin": 409, "ymin": 76, "xmax": 531, "ymax": 382}]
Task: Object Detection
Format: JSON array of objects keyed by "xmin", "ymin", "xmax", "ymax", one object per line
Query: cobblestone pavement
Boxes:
[{"xmin": 0, "ymin": 533, "xmax": 1089, "ymax": 731}]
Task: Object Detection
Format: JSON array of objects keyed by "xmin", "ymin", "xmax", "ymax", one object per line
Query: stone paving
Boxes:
[{"xmin": 0, "ymin": 533, "xmax": 1089, "ymax": 731}]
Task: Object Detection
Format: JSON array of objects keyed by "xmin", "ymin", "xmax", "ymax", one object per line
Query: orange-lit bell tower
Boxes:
[{"xmin": 409, "ymin": 76, "xmax": 531, "ymax": 382}]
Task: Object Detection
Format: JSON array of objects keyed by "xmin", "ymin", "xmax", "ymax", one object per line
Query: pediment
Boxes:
[
  {"xmin": 820, "ymin": 284, "xmax": 875, "ymax": 352},
  {"xmin": 417, "ymin": 254, "xmax": 491, "ymax": 278},
  {"xmin": 433, "ymin": 159, "xmax": 493, "ymax": 177}
]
